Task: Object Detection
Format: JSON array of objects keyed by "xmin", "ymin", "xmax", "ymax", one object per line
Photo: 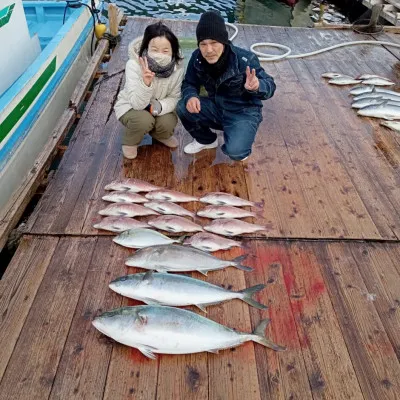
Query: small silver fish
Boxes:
[
  {"xmin": 125, "ymin": 244, "xmax": 252, "ymax": 274},
  {"xmin": 147, "ymin": 215, "xmax": 203, "ymax": 233},
  {"xmin": 184, "ymin": 232, "xmax": 242, "ymax": 252},
  {"xmin": 357, "ymin": 74, "xmax": 391, "ymax": 81},
  {"xmin": 197, "ymin": 205, "xmax": 257, "ymax": 219},
  {"xmin": 93, "ymin": 216, "xmax": 149, "ymax": 233},
  {"xmin": 109, "ymin": 272, "xmax": 267, "ymax": 311},
  {"xmin": 353, "ymin": 92, "xmax": 400, "ymax": 103},
  {"xmin": 362, "ymin": 78, "xmax": 395, "ymax": 87},
  {"xmin": 98, "ymin": 203, "xmax": 159, "ymax": 217},
  {"xmin": 380, "ymin": 120, "xmax": 400, "ymax": 132},
  {"xmin": 145, "ymin": 190, "xmax": 199, "ymax": 203},
  {"xmin": 328, "ymin": 77, "xmax": 361, "ymax": 85},
  {"xmin": 351, "ymin": 97, "xmax": 400, "ymax": 109},
  {"xmin": 204, "ymin": 219, "xmax": 267, "ymax": 236},
  {"xmin": 357, "ymin": 102, "xmax": 400, "ymax": 120},
  {"xmin": 104, "ymin": 179, "xmax": 160, "ymax": 193},
  {"xmin": 92, "ymin": 306, "xmax": 285, "ymax": 359},
  {"xmin": 102, "ymin": 191, "xmax": 149, "ymax": 203},
  {"xmin": 200, "ymin": 192, "xmax": 258, "ymax": 207},
  {"xmin": 144, "ymin": 201, "xmax": 195, "ymax": 219},
  {"xmin": 321, "ymin": 72, "xmax": 344, "ymax": 79},
  {"xmin": 113, "ymin": 228, "xmax": 182, "ymax": 249},
  {"xmin": 350, "ymin": 86, "xmax": 400, "ymax": 97}
]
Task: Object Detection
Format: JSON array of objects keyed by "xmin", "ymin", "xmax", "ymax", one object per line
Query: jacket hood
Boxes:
[{"xmin": 128, "ymin": 36, "xmax": 184, "ymax": 68}]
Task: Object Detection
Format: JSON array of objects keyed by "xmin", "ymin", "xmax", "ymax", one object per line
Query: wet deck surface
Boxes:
[{"xmin": 1, "ymin": 17, "xmax": 400, "ymax": 399}]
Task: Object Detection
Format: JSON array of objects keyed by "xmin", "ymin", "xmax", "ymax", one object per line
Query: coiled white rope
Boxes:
[{"xmin": 225, "ymin": 22, "xmax": 400, "ymax": 62}]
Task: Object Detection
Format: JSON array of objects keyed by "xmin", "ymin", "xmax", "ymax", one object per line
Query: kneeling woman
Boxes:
[{"xmin": 114, "ymin": 22, "xmax": 184, "ymax": 159}]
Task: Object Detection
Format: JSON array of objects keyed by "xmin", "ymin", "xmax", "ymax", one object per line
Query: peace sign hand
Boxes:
[
  {"xmin": 244, "ymin": 66, "xmax": 259, "ymax": 92},
  {"xmin": 139, "ymin": 56, "xmax": 155, "ymax": 87}
]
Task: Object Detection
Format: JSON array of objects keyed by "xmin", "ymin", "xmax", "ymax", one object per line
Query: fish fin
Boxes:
[
  {"xmin": 207, "ymin": 348, "xmax": 220, "ymax": 354},
  {"xmin": 166, "ymin": 225, "xmax": 178, "ymax": 232},
  {"xmin": 136, "ymin": 311, "xmax": 148, "ymax": 325},
  {"xmin": 141, "ymin": 297, "xmax": 163, "ymax": 306},
  {"xmin": 137, "ymin": 345, "xmax": 157, "ymax": 360},
  {"xmin": 216, "ymin": 212, "xmax": 225, "ymax": 216},
  {"xmin": 177, "ymin": 234, "xmax": 188, "ymax": 244},
  {"xmin": 195, "ymin": 304, "xmax": 208, "ymax": 313},
  {"xmin": 238, "ymin": 284, "xmax": 268, "ymax": 310},
  {"xmin": 225, "ymin": 230, "xmax": 235, "ymax": 235},
  {"xmin": 142, "ymin": 271, "xmax": 154, "ymax": 281},
  {"xmin": 200, "ymin": 245, "xmax": 213, "ymax": 252},
  {"xmin": 197, "ymin": 270, "xmax": 208, "ymax": 276},
  {"xmin": 251, "ymin": 319, "xmax": 286, "ymax": 352},
  {"xmin": 232, "ymin": 255, "xmax": 253, "ymax": 272}
]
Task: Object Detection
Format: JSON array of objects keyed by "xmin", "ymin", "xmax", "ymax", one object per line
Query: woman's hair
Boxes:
[{"xmin": 139, "ymin": 21, "xmax": 182, "ymax": 61}]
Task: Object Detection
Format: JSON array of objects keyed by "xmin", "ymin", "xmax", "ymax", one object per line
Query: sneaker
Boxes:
[
  {"xmin": 184, "ymin": 139, "xmax": 218, "ymax": 154},
  {"xmin": 122, "ymin": 145, "xmax": 138, "ymax": 159},
  {"xmin": 157, "ymin": 136, "xmax": 179, "ymax": 148}
]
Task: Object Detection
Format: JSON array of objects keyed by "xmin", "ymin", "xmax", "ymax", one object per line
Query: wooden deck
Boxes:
[{"xmin": 1, "ymin": 17, "xmax": 400, "ymax": 399}]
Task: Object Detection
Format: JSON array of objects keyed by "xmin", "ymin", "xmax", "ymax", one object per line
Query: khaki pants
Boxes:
[{"xmin": 119, "ymin": 109, "xmax": 178, "ymax": 146}]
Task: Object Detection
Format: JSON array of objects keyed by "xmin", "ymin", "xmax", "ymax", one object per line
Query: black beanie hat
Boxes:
[{"xmin": 196, "ymin": 11, "xmax": 229, "ymax": 45}]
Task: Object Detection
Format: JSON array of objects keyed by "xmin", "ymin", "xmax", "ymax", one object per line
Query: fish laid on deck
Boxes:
[
  {"xmin": 204, "ymin": 218, "xmax": 267, "ymax": 236},
  {"xmin": 102, "ymin": 191, "xmax": 149, "ymax": 203},
  {"xmin": 147, "ymin": 215, "xmax": 204, "ymax": 233},
  {"xmin": 144, "ymin": 200, "xmax": 196, "ymax": 218},
  {"xmin": 145, "ymin": 189, "xmax": 199, "ymax": 202},
  {"xmin": 113, "ymin": 228, "xmax": 183, "ymax": 248},
  {"xmin": 380, "ymin": 120, "xmax": 400, "ymax": 132},
  {"xmin": 99, "ymin": 202, "xmax": 159, "ymax": 217},
  {"xmin": 109, "ymin": 271, "xmax": 267, "ymax": 311},
  {"xmin": 105, "ymin": 178, "xmax": 160, "ymax": 192},
  {"xmin": 93, "ymin": 216, "xmax": 149, "ymax": 232},
  {"xmin": 92, "ymin": 306, "xmax": 285, "ymax": 358},
  {"xmin": 357, "ymin": 102, "xmax": 400, "ymax": 120},
  {"xmin": 184, "ymin": 232, "xmax": 242, "ymax": 252},
  {"xmin": 197, "ymin": 205, "xmax": 257, "ymax": 219},
  {"xmin": 125, "ymin": 244, "xmax": 252, "ymax": 274},
  {"xmin": 200, "ymin": 192, "xmax": 259, "ymax": 207}
]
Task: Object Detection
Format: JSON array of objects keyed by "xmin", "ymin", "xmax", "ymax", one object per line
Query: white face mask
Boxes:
[{"xmin": 147, "ymin": 50, "xmax": 172, "ymax": 66}]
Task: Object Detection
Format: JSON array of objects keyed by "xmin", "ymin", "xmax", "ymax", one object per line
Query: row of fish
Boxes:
[
  {"xmin": 322, "ymin": 73, "xmax": 395, "ymax": 87},
  {"xmin": 92, "ymin": 179, "xmax": 285, "ymax": 358},
  {"xmin": 309, "ymin": 1, "xmax": 347, "ymax": 24},
  {"xmin": 323, "ymin": 72, "xmax": 400, "ymax": 128}
]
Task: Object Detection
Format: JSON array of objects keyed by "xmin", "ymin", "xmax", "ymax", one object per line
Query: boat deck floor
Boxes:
[{"xmin": 0, "ymin": 17, "xmax": 399, "ymax": 399}]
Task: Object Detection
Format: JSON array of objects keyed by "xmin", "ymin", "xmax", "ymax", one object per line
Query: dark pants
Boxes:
[{"xmin": 176, "ymin": 97, "xmax": 262, "ymax": 161}]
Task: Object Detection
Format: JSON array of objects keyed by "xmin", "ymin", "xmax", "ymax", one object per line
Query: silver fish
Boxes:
[
  {"xmin": 92, "ymin": 306, "xmax": 285, "ymax": 359},
  {"xmin": 362, "ymin": 78, "xmax": 395, "ymax": 86},
  {"xmin": 357, "ymin": 74, "xmax": 391, "ymax": 81},
  {"xmin": 351, "ymin": 97, "xmax": 400, "ymax": 109},
  {"xmin": 145, "ymin": 190, "xmax": 199, "ymax": 203},
  {"xmin": 109, "ymin": 272, "xmax": 267, "ymax": 311},
  {"xmin": 197, "ymin": 205, "xmax": 257, "ymax": 219},
  {"xmin": 328, "ymin": 77, "xmax": 361, "ymax": 85},
  {"xmin": 321, "ymin": 72, "xmax": 344, "ymax": 79},
  {"xmin": 147, "ymin": 215, "xmax": 203, "ymax": 233},
  {"xmin": 380, "ymin": 120, "xmax": 400, "ymax": 132},
  {"xmin": 104, "ymin": 179, "xmax": 160, "ymax": 193},
  {"xmin": 102, "ymin": 191, "xmax": 149, "ymax": 203},
  {"xmin": 204, "ymin": 219, "xmax": 267, "ymax": 236},
  {"xmin": 200, "ymin": 192, "xmax": 258, "ymax": 207},
  {"xmin": 113, "ymin": 228, "xmax": 182, "ymax": 249},
  {"xmin": 353, "ymin": 92, "xmax": 400, "ymax": 103},
  {"xmin": 93, "ymin": 216, "xmax": 149, "ymax": 233},
  {"xmin": 144, "ymin": 201, "xmax": 195, "ymax": 219},
  {"xmin": 98, "ymin": 203, "xmax": 159, "ymax": 217},
  {"xmin": 125, "ymin": 244, "xmax": 252, "ymax": 274},
  {"xmin": 357, "ymin": 102, "xmax": 400, "ymax": 120},
  {"xmin": 184, "ymin": 232, "xmax": 242, "ymax": 252},
  {"xmin": 350, "ymin": 86, "xmax": 400, "ymax": 96}
]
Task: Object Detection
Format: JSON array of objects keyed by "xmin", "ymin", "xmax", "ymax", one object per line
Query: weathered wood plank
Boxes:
[
  {"xmin": 0, "ymin": 236, "xmax": 59, "ymax": 380},
  {"xmin": 49, "ymin": 237, "xmax": 127, "ymax": 399},
  {"xmin": 245, "ymin": 242, "xmax": 313, "ymax": 400},
  {"xmin": 0, "ymin": 237, "xmax": 96, "ymax": 399},
  {"xmin": 349, "ymin": 243, "xmax": 400, "ymax": 361},
  {"xmin": 317, "ymin": 243, "xmax": 400, "ymax": 399}
]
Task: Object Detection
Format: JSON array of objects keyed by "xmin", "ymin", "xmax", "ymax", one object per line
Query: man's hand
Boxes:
[
  {"xmin": 139, "ymin": 56, "xmax": 155, "ymax": 87},
  {"xmin": 186, "ymin": 97, "xmax": 201, "ymax": 113},
  {"xmin": 245, "ymin": 66, "xmax": 259, "ymax": 91}
]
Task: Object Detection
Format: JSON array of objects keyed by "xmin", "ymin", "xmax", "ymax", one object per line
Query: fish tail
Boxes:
[
  {"xmin": 232, "ymin": 255, "xmax": 253, "ymax": 272},
  {"xmin": 238, "ymin": 284, "xmax": 267, "ymax": 309},
  {"xmin": 251, "ymin": 319, "xmax": 286, "ymax": 351},
  {"xmin": 177, "ymin": 234, "xmax": 188, "ymax": 244}
]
